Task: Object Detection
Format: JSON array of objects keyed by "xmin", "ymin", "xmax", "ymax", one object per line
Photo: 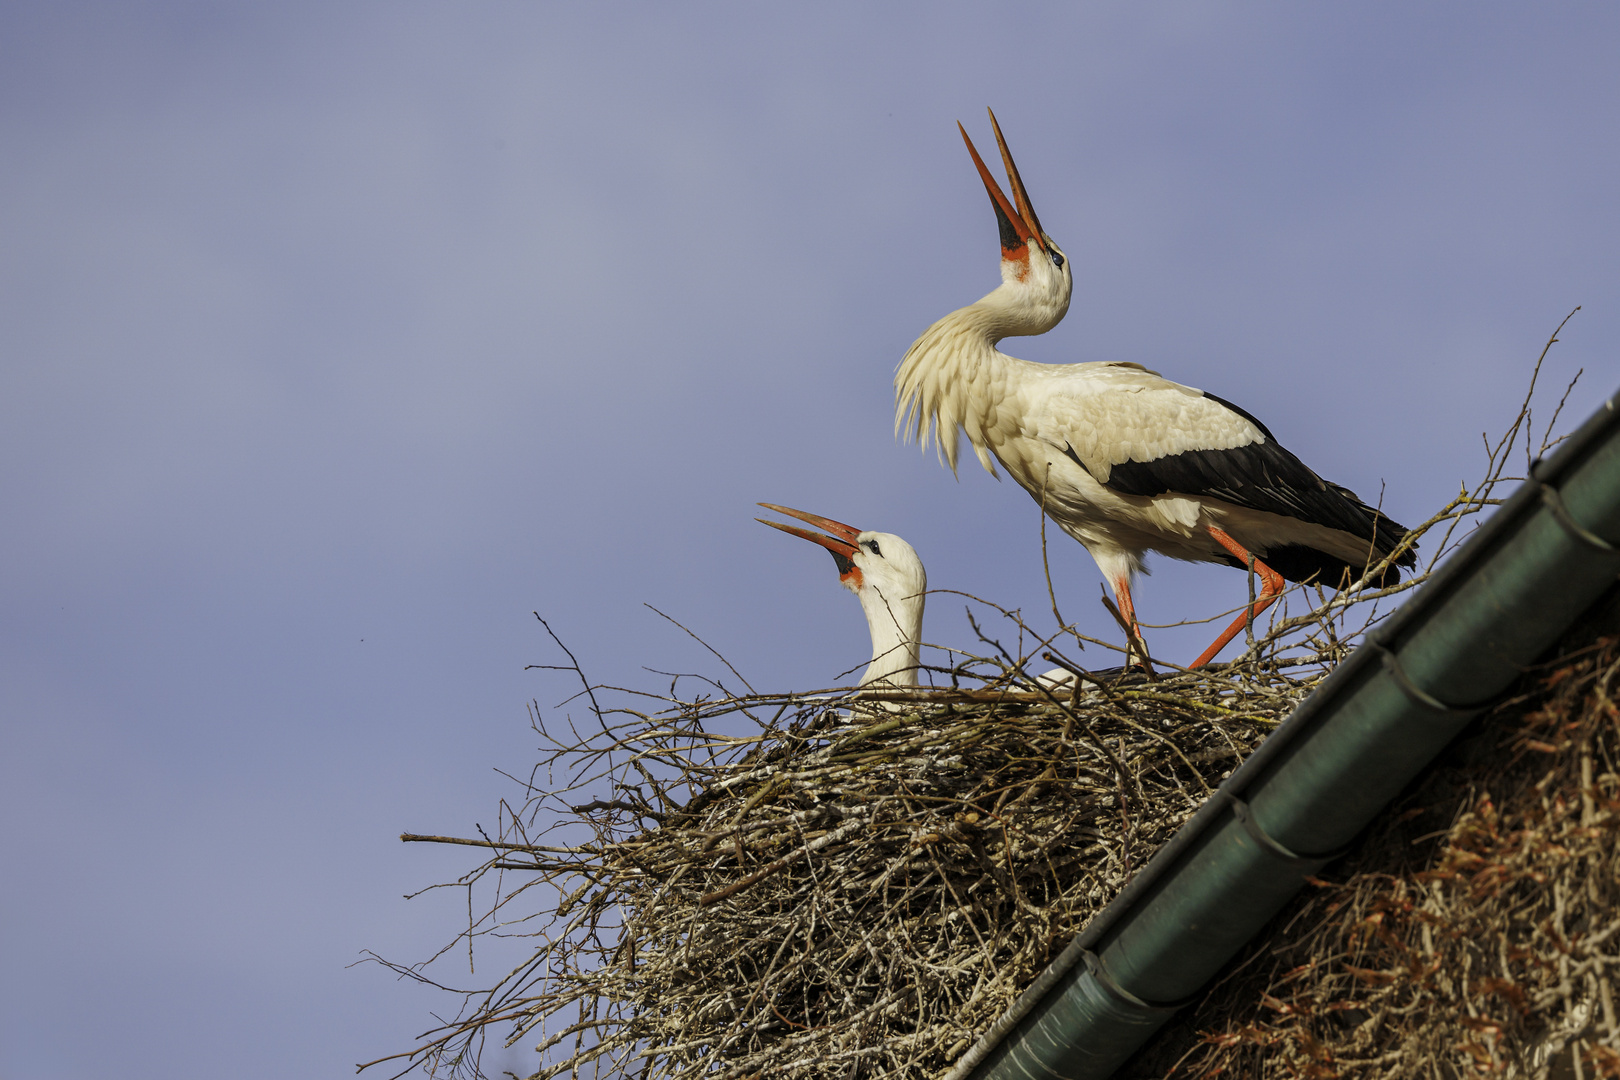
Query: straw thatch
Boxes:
[{"xmin": 1121, "ymin": 591, "xmax": 1620, "ymax": 1080}]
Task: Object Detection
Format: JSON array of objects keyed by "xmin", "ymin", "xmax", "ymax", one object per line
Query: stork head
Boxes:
[
  {"xmin": 758, "ymin": 503, "xmax": 927, "ymax": 687},
  {"xmin": 959, "ymin": 109, "xmax": 1071, "ymax": 335},
  {"xmin": 757, "ymin": 503, "xmax": 926, "ymax": 603}
]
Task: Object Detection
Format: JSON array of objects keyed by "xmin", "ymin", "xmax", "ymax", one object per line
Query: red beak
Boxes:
[
  {"xmin": 959, "ymin": 108, "xmax": 1047, "ymax": 260},
  {"xmin": 757, "ymin": 503, "xmax": 861, "ymax": 574}
]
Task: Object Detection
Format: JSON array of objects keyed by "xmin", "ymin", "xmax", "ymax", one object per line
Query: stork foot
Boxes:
[
  {"xmin": 1190, "ymin": 527, "xmax": 1285, "ymax": 669},
  {"xmin": 1102, "ymin": 579, "xmax": 1156, "ymax": 675}
]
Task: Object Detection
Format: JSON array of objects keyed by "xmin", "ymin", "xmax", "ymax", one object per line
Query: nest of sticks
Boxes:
[
  {"xmin": 376, "ymin": 651, "xmax": 1321, "ymax": 1080},
  {"xmin": 1123, "ymin": 598, "xmax": 1620, "ymax": 1080},
  {"xmin": 360, "ymin": 337, "xmax": 1587, "ymax": 1080}
]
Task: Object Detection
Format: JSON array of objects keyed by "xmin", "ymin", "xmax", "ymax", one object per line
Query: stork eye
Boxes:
[{"xmin": 863, "ymin": 539, "xmax": 882, "ymax": 556}]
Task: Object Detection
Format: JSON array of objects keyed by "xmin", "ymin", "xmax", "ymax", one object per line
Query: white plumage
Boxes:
[
  {"xmin": 758, "ymin": 504, "xmax": 926, "ymax": 688},
  {"xmin": 896, "ymin": 112, "xmax": 1414, "ymax": 667},
  {"xmin": 759, "ymin": 504, "xmax": 1083, "ymax": 693}
]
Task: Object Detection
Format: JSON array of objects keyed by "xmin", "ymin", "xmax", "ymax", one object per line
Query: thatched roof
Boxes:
[{"xmin": 1121, "ymin": 596, "xmax": 1620, "ymax": 1080}]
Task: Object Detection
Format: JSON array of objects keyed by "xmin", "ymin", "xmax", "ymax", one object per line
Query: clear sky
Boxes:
[{"xmin": 3, "ymin": 4, "xmax": 1616, "ymax": 1077}]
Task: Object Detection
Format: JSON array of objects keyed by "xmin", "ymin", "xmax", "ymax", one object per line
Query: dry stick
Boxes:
[
  {"xmin": 1098, "ymin": 589, "xmax": 1156, "ymax": 676},
  {"xmin": 697, "ymin": 816, "xmax": 868, "ymax": 906},
  {"xmin": 399, "ymin": 832, "xmax": 601, "ymax": 855},
  {"xmin": 928, "ymin": 587, "xmax": 1127, "ymax": 658},
  {"xmin": 1426, "ymin": 308, "xmax": 1578, "ymax": 570},
  {"xmin": 532, "ymin": 613, "xmax": 612, "ymax": 740},
  {"xmin": 1540, "ymin": 367, "xmax": 1586, "ymax": 458},
  {"xmin": 962, "ymin": 607, "xmax": 1083, "ymax": 699},
  {"xmin": 1243, "ymin": 548, "xmax": 1258, "ymax": 654},
  {"xmin": 1523, "ymin": 315, "xmax": 1565, "ymax": 474},
  {"xmin": 1038, "ymin": 462, "xmax": 1085, "ymax": 659},
  {"xmin": 645, "ymin": 603, "xmax": 758, "ymax": 696}
]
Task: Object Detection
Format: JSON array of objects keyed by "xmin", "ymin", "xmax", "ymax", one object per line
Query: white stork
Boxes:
[
  {"xmin": 759, "ymin": 504, "xmax": 1096, "ymax": 693},
  {"xmin": 895, "ymin": 111, "xmax": 1414, "ymax": 667},
  {"xmin": 758, "ymin": 503, "xmax": 927, "ymax": 688}
]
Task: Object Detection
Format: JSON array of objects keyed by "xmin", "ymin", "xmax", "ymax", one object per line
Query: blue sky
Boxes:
[{"xmin": 3, "ymin": 5, "xmax": 1616, "ymax": 1077}]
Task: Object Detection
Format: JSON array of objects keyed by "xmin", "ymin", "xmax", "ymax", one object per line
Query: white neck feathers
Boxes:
[
  {"xmin": 894, "ymin": 290, "xmax": 1033, "ymax": 477},
  {"xmin": 856, "ymin": 581, "xmax": 925, "ymax": 688}
]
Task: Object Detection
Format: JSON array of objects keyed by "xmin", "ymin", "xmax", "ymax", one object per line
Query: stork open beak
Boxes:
[
  {"xmin": 757, "ymin": 503, "xmax": 861, "ymax": 577},
  {"xmin": 959, "ymin": 108, "xmax": 1047, "ymax": 259}
]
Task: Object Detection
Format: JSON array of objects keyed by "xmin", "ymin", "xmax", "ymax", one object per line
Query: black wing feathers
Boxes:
[
  {"xmin": 1250, "ymin": 543, "xmax": 1403, "ymax": 589},
  {"xmin": 1099, "ymin": 392, "xmax": 1414, "ymax": 583}
]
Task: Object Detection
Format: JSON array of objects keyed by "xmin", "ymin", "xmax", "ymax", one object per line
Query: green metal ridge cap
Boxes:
[{"xmin": 946, "ymin": 388, "xmax": 1620, "ymax": 1080}]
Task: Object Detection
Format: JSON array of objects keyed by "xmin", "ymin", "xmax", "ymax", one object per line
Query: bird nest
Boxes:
[
  {"xmin": 362, "ymin": 587, "xmax": 1422, "ymax": 1080},
  {"xmin": 372, "ymin": 649, "xmax": 1321, "ymax": 1080},
  {"xmin": 359, "ymin": 342, "xmax": 1586, "ymax": 1080}
]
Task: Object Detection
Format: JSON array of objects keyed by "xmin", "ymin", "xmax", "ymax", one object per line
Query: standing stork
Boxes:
[
  {"xmin": 894, "ymin": 111, "xmax": 1414, "ymax": 667},
  {"xmin": 758, "ymin": 503, "xmax": 927, "ymax": 688}
]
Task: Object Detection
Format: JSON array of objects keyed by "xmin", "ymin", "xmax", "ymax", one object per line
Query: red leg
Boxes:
[
  {"xmin": 1190, "ymin": 526, "xmax": 1286, "ymax": 669},
  {"xmin": 1111, "ymin": 575, "xmax": 1152, "ymax": 668},
  {"xmin": 1112, "ymin": 574, "xmax": 1137, "ymax": 631}
]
